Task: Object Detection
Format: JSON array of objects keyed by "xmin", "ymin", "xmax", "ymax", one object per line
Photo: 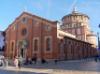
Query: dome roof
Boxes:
[{"xmin": 62, "ymin": 9, "xmax": 89, "ymax": 20}]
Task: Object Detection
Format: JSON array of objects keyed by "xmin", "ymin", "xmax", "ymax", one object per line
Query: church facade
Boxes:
[
  {"xmin": 4, "ymin": 11, "xmax": 97, "ymax": 61},
  {"xmin": 5, "ymin": 12, "xmax": 59, "ymax": 60}
]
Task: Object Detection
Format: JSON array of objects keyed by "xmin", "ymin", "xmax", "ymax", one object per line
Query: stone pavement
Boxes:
[
  {"xmin": 1, "ymin": 59, "xmax": 100, "ymax": 74},
  {"xmin": 1, "ymin": 66, "xmax": 100, "ymax": 74},
  {"xmin": 0, "ymin": 66, "xmax": 52, "ymax": 74}
]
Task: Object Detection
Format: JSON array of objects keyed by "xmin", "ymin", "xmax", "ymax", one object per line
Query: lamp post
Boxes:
[
  {"xmin": 97, "ymin": 24, "xmax": 100, "ymax": 56},
  {"xmin": 97, "ymin": 32, "xmax": 100, "ymax": 50}
]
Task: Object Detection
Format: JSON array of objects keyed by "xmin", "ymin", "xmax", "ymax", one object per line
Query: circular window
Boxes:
[{"xmin": 21, "ymin": 28, "xmax": 27, "ymax": 36}]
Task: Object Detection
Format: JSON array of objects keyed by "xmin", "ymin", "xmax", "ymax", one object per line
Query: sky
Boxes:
[{"xmin": 0, "ymin": 0, "xmax": 100, "ymax": 36}]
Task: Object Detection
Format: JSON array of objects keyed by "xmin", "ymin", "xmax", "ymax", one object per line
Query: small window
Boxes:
[
  {"xmin": 61, "ymin": 25, "xmax": 65, "ymax": 29},
  {"xmin": 44, "ymin": 25, "xmax": 51, "ymax": 31},
  {"xmin": 21, "ymin": 28, "xmax": 27, "ymax": 36},
  {"xmin": 46, "ymin": 38, "xmax": 51, "ymax": 51},
  {"xmin": 22, "ymin": 17, "xmax": 28, "ymax": 24},
  {"xmin": 77, "ymin": 28, "xmax": 81, "ymax": 35},
  {"xmin": 72, "ymin": 29, "xmax": 75, "ymax": 34},
  {"xmin": 13, "ymin": 26, "xmax": 16, "ymax": 30},
  {"xmin": 81, "ymin": 16, "xmax": 83, "ymax": 20},
  {"xmin": 32, "ymin": 19, "xmax": 36, "ymax": 25},
  {"xmin": 34, "ymin": 39, "xmax": 38, "ymax": 51}
]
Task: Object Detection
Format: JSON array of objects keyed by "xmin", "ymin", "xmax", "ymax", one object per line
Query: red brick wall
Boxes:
[
  {"xmin": 62, "ymin": 37, "xmax": 97, "ymax": 60},
  {"xmin": 5, "ymin": 12, "xmax": 58, "ymax": 60}
]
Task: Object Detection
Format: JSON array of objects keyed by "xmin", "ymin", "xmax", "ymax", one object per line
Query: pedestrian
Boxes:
[
  {"xmin": 24, "ymin": 57, "xmax": 28, "ymax": 65},
  {"xmin": 94, "ymin": 57, "xmax": 98, "ymax": 62},
  {"xmin": 54, "ymin": 60, "xmax": 58, "ymax": 64},
  {"xmin": 3, "ymin": 57, "xmax": 6, "ymax": 67},
  {"xmin": 41, "ymin": 58, "xmax": 47, "ymax": 64},
  {"xmin": 5, "ymin": 58, "xmax": 8, "ymax": 67},
  {"xmin": 18, "ymin": 59, "xmax": 21, "ymax": 69},
  {"xmin": 32, "ymin": 55, "xmax": 37, "ymax": 64},
  {"xmin": 14, "ymin": 57, "xmax": 19, "ymax": 68},
  {"xmin": 0, "ymin": 59, "xmax": 3, "ymax": 67}
]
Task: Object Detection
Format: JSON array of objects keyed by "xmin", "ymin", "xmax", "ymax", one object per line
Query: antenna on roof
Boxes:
[
  {"xmin": 72, "ymin": 6, "xmax": 77, "ymax": 13},
  {"xmin": 68, "ymin": 0, "xmax": 78, "ymax": 14}
]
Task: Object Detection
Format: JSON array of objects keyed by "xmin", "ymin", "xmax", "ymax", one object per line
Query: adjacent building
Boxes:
[
  {"xmin": 0, "ymin": 31, "xmax": 5, "ymax": 55},
  {"xmin": 57, "ymin": 29, "xmax": 96, "ymax": 60},
  {"xmin": 62, "ymin": 37, "xmax": 96, "ymax": 60},
  {"xmin": 60, "ymin": 8, "xmax": 96, "ymax": 46}
]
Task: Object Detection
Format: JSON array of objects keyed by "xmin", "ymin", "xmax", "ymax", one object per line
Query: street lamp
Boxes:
[
  {"xmin": 98, "ymin": 24, "xmax": 100, "ymax": 49},
  {"xmin": 97, "ymin": 24, "xmax": 100, "ymax": 57},
  {"xmin": 97, "ymin": 32, "xmax": 100, "ymax": 50}
]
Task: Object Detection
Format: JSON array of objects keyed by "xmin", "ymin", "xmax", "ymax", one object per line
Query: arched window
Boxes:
[
  {"xmin": 11, "ymin": 42, "xmax": 14, "ymax": 51},
  {"xmin": 22, "ymin": 17, "xmax": 28, "ymax": 24},
  {"xmin": 21, "ymin": 28, "xmax": 27, "ymax": 36},
  {"xmin": 11, "ymin": 41, "xmax": 14, "ymax": 58},
  {"xmin": 34, "ymin": 39, "xmax": 38, "ymax": 51},
  {"xmin": 46, "ymin": 38, "xmax": 51, "ymax": 51}
]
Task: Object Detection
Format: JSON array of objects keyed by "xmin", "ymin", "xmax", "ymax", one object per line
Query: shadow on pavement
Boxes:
[
  {"xmin": 23, "ymin": 60, "xmax": 100, "ymax": 72},
  {"xmin": 0, "ymin": 69, "xmax": 48, "ymax": 74}
]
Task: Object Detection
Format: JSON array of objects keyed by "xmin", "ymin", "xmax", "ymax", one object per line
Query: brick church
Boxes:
[{"xmin": 4, "ymin": 10, "xmax": 97, "ymax": 61}]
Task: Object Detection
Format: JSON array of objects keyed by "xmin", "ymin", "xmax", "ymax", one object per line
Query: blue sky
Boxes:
[{"xmin": 0, "ymin": 0, "xmax": 100, "ymax": 35}]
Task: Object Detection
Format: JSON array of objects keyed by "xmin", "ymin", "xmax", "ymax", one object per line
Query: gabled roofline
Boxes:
[
  {"xmin": 5, "ymin": 11, "xmax": 58, "ymax": 31},
  {"xmin": 21, "ymin": 12, "xmax": 57, "ymax": 23}
]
